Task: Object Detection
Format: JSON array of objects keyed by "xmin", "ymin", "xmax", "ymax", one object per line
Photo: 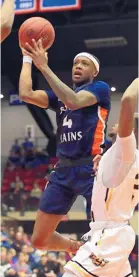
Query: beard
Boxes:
[{"xmin": 72, "ymin": 77, "xmax": 91, "ymax": 88}]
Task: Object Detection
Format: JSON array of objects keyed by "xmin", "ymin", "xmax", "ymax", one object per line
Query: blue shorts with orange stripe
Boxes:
[{"xmin": 39, "ymin": 158, "xmax": 95, "ymax": 217}]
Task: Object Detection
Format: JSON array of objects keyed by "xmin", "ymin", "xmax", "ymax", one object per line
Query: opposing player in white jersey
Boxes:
[{"xmin": 64, "ymin": 78, "xmax": 139, "ymax": 277}]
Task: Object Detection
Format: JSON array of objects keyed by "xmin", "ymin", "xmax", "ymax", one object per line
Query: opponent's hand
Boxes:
[
  {"xmin": 68, "ymin": 239, "xmax": 84, "ymax": 254},
  {"xmin": 21, "ymin": 39, "xmax": 48, "ymax": 69}
]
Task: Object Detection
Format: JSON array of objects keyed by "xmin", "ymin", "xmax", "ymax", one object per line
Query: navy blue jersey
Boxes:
[{"xmin": 46, "ymin": 81, "xmax": 111, "ymax": 159}]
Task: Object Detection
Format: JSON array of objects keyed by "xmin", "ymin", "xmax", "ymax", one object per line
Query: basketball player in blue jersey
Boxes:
[
  {"xmin": 19, "ymin": 39, "xmax": 110, "ymax": 252},
  {"xmin": 0, "ymin": 0, "xmax": 14, "ymax": 43}
]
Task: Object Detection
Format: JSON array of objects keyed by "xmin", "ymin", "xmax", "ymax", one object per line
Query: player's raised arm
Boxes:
[
  {"xmin": 19, "ymin": 57, "xmax": 48, "ymax": 108},
  {"xmin": 0, "ymin": 0, "xmax": 15, "ymax": 42},
  {"xmin": 19, "ymin": 49, "xmax": 58, "ymax": 109},
  {"xmin": 118, "ymin": 78, "xmax": 138, "ymax": 138},
  {"xmin": 101, "ymin": 78, "xmax": 138, "ymax": 188}
]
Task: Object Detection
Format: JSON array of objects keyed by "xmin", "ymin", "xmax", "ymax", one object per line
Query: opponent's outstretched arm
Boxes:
[
  {"xmin": 101, "ymin": 78, "xmax": 138, "ymax": 188},
  {"xmin": 0, "ymin": 0, "xmax": 15, "ymax": 42}
]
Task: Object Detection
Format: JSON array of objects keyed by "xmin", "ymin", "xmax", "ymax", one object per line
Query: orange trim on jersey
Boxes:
[{"xmin": 92, "ymin": 107, "xmax": 108, "ymax": 155}]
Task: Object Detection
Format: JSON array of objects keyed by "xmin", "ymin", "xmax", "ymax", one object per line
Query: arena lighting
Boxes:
[
  {"xmin": 84, "ymin": 37, "xmax": 128, "ymax": 49},
  {"xmin": 0, "ymin": 94, "xmax": 4, "ymax": 98},
  {"xmin": 111, "ymin": 87, "xmax": 116, "ymax": 92}
]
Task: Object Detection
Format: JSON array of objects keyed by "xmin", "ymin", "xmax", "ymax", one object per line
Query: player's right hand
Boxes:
[{"xmin": 20, "ymin": 39, "xmax": 48, "ymax": 70}]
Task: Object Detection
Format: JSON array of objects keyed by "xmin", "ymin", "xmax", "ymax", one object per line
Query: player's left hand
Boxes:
[{"xmin": 22, "ymin": 39, "xmax": 48, "ymax": 69}]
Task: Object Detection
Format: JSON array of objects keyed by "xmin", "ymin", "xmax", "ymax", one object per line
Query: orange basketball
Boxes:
[{"xmin": 19, "ymin": 17, "xmax": 55, "ymax": 50}]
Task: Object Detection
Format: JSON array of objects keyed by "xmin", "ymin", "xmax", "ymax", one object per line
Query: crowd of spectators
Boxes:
[
  {"xmin": 7, "ymin": 139, "xmax": 50, "ymax": 171},
  {"xmin": 0, "ymin": 223, "xmax": 71, "ymax": 277},
  {"xmin": 1, "ymin": 222, "xmax": 138, "ymax": 277},
  {"xmin": 2, "ymin": 138, "xmax": 56, "ymax": 212},
  {"xmin": 2, "ymin": 180, "xmax": 43, "ymax": 212}
]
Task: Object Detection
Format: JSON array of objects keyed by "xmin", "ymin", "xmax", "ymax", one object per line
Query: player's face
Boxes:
[{"xmin": 72, "ymin": 57, "xmax": 97, "ymax": 85}]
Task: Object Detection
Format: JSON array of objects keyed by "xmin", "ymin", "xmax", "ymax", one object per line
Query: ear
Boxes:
[{"xmin": 93, "ymin": 71, "xmax": 99, "ymax": 77}]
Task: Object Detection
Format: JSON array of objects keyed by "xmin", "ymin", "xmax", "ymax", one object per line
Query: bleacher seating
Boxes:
[
  {"xmin": 2, "ymin": 155, "xmax": 58, "ymax": 193},
  {"xmin": 3, "ymin": 165, "xmax": 48, "ymax": 192}
]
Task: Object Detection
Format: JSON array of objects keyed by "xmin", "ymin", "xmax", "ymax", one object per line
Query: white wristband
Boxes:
[{"xmin": 23, "ymin": 56, "xmax": 32, "ymax": 64}]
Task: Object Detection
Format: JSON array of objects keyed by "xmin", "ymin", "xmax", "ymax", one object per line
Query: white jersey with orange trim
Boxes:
[
  {"xmin": 64, "ymin": 133, "xmax": 137, "ymax": 277},
  {"xmin": 91, "ymin": 132, "xmax": 139, "ymax": 222}
]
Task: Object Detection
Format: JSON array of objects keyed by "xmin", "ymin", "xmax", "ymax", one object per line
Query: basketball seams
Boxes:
[
  {"xmin": 19, "ymin": 18, "xmax": 55, "ymax": 50},
  {"xmin": 36, "ymin": 23, "xmax": 55, "ymax": 49},
  {"xmin": 19, "ymin": 18, "xmax": 42, "ymax": 44}
]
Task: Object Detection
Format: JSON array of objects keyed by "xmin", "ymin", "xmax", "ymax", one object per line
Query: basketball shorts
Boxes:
[
  {"xmin": 64, "ymin": 225, "xmax": 135, "ymax": 277},
  {"xmin": 39, "ymin": 161, "xmax": 94, "ymax": 215}
]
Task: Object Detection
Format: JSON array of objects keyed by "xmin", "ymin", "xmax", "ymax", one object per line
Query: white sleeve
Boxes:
[{"xmin": 101, "ymin": 132, "xmax": 136, "ymax": 188}]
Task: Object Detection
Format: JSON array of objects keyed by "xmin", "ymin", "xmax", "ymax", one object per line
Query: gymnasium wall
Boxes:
[{"xmin": 1, "ymin": 100, "xmax": 56, "ymax": 157}]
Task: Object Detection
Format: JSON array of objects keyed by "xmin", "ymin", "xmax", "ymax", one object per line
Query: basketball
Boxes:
[{"xmin": 19, "ymin": 17, "xmax": 55, "ymax": 50}]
